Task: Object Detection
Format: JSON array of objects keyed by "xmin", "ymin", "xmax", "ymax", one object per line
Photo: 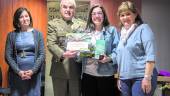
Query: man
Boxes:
[{"xmin": 47, "ymin": 0, "xmax": 85, "ymax": 96}]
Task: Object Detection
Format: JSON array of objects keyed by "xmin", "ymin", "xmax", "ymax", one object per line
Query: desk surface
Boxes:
[{"xmin": 158, "ymin": 76, "xmax": 170, "ymax": 82}]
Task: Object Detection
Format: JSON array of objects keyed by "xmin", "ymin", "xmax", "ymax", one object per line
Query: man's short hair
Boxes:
[{"xmin": 60, "ymin": 0, "xmax": 76, "ymax": 8}]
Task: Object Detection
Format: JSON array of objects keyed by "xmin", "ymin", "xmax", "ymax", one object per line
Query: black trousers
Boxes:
[{"xmin": 82, "ymin": 73, "xmax": 115, "ymax": 96}]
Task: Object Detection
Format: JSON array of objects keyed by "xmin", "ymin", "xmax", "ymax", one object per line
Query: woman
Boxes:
[
  {"xmin": 81, "ymin": 5, "xmax": 119, "ymax": 96},
  {"xmin": 5, "ymin": 7, "xmax": 45, "ymax": 96},
  {"xmin": 116, "ymin": 1, "xmax": 158, "ymax": 96}
]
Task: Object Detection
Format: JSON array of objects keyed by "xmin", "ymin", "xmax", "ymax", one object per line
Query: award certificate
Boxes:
[
  {"xmin": 66, "ymin": 33, "xmax": 91, "ymax": 51},
  {"xmin": 66, "ymin": 41, "xmax": 89, "ymax": 51}
]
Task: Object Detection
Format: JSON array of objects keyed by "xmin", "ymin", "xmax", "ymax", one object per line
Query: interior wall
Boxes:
[{"xmin": 142, "ymin": 0, "xmax": 170, "ymax": 71}]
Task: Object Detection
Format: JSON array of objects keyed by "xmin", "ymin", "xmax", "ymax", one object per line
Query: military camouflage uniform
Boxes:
[{"xmin": 47, "ymin": 17, "xmax": 86, "ymax": 96}]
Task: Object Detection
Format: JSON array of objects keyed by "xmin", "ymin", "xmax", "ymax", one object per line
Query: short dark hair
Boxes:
[
  {"xmin": 13, "ymin": 7, "xmax": 33, "ymax": 31},
  {"xmin": 86, "ymin": 5, "xmax": 110, "ymax": 31}
]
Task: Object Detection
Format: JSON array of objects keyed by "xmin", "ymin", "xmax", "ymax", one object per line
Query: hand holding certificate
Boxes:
[{"xmin": 65, "ymin": 33, "xmax": 106, "ymax": 58}]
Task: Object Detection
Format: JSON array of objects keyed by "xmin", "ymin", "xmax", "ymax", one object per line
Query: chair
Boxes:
[{"xmin": 0, "ymin": 66, "xmax": 10, "ymax": 96}]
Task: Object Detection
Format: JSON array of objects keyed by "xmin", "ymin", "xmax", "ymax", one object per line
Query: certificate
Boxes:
[
  {"xmin": 66, "ymin": 33, "xmax": 91, "ymax": 42},
  {"xmin": 66, "ymin": 33, "xmax": 91, "ymax": 51},
  {"xmin": 66, "ymin": 41, "xmax": 89, "ymax": 51}
]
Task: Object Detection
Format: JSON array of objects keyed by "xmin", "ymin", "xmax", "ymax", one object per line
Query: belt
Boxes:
[{"xmin": 17, "ymin": 51, "xmax": 34, "ymax": 58}]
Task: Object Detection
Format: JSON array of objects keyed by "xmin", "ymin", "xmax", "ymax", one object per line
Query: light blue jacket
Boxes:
[
  {"xmin": 82, "ymin": 26, "xmax": 120, "ymax": 76},
  {"xmin": 117, "ymin": 24, "xmax": 157, "ymax": 79}
]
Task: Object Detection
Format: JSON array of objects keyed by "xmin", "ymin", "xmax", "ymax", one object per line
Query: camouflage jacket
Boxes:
[
  {"xmin": 47, "ymin": 17, "xmax": 86, "ymax": 59},
  {"xmin": 47, "ymin": 17, "xmax": 86, "ymax": 79}
]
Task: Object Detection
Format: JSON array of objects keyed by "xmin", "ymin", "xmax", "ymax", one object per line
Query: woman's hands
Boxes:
[
  {"xmin": 98, "ymin": 54, "xmax": 112, "ymax": 63},
  {"xmin": 18, "ymin": 70, "xmax": 33, "ymax": 80},
  {"xmin": 117, "ymin": 79, "xmax": 121, "ymax": 91},
  {"xmin": 142, "ymin": 78, "xmax": 152, "ymax": 94}
]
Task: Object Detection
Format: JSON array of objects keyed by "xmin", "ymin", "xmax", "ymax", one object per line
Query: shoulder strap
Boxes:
[{"xmin": 140, "ymin": 29, "xmax": 145, "ymax": 51}]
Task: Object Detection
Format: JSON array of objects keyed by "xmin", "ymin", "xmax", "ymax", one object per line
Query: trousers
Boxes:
[{"xmin": 52, "ymin": 78, "xmax": 81, "ymax": 96}]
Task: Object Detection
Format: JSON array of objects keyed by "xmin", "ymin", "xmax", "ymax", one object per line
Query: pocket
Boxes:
[{"xmin": 131, "ymin": 42, "xmax": 145, "ymax": 57}]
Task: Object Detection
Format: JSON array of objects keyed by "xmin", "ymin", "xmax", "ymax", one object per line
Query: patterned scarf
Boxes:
[{"xmin": 120, "ymin": 24, "xmax": 137, "ymax": 44}]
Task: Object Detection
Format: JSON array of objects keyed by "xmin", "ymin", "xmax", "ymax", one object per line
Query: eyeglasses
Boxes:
[{"xmin": 91, "ymin": 12, "xmax": 103, "ymax": 16}]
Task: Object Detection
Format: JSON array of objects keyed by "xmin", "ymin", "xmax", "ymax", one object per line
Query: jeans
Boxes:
[{"xmin": 120, "ymin": 69, "xmax": 158, "ymax": 96}]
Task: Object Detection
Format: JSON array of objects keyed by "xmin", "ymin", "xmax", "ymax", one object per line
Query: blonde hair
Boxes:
[
  {"xmin": 117, "ymin": 1, "xmax": 137, "ymax": 16},
  {"xmin": 117, "ymin": 1, "xmax": 143, "ymax": 27},
  {"xmin": 60, "ymin": 0, "xmax": 76, "ymax": 8}
]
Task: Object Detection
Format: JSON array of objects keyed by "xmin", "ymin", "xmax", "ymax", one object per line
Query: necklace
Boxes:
[
  {"xmin": 19, "ymin": 28, "xmax": 34, "ymax": 58},
  {"xmin": 19, "ymin": 31, "xmax": 26, "ymax": 58},
  {"xmin": 91, "ymin": 31, "xmax": 102, "ymax": 46}
]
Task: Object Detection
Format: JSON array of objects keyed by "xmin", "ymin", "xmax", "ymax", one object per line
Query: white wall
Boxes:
[{"xmin": 142, "ymin": 0, "xmax": 170, "ymax": 71}]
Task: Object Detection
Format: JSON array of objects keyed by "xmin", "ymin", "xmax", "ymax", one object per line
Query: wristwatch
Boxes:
[{"xmin": 144, "ymin": 75, "xmax": 152, "ymax": 81}]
